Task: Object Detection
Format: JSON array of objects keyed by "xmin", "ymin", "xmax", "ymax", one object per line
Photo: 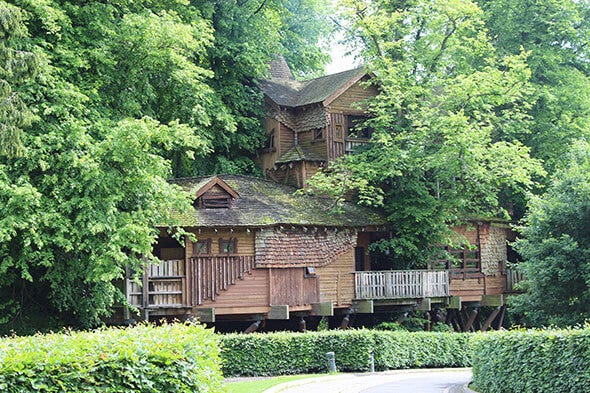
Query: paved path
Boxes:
[{"xmin": 264, "ymin": 368, "xmax": 474, "ymax": 393}]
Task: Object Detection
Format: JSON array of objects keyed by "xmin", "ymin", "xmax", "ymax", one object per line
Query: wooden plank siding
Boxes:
[
  {"xmin": 269, "ymin": 268, "xmax": 319, "ymax": 307},
  {"xmin": 327, "ymin": 113, "xmax": 346, "ymax": 160},
  {"xmin": 316, "ymin": 248, "xmax": 355, "ymax": 307},
  {"xmin": 327, "ymin": 76, "xmax": 378, "ymax": 114}
]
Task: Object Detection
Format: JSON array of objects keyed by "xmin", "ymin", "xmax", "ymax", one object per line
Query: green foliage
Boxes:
[
  {"xmin": 510, "ymin": 141, "xmax": 590, "ymax": 327},
  {"xmin": 220, "ymin": 330, "xmax": 471, "ymax": 376},
  {"xmin": 480, "ymin": 0, "xmax": 590, "ymax": 174},
  {"xmin": 0, "ymin": 0, "xmax": 331, "ymax": 331},
  {"xmin": 309, "ymin": 0, "xmax": 543, "ymax": 268},
  {"xmin": 471, "ymin": 327, "xmax": 590, "ymax": 393},
  {"xmin": 0, "ymin": 322, "xmax": 224, "ymax": 392}
]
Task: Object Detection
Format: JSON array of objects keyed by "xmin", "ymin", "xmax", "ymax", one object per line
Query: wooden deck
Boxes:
[{"xmin": 354, "ymin": 270, "xmax": 449, "ymax": 300}]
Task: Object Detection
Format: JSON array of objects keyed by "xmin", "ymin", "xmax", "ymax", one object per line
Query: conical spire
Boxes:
[{"xmin": 268, "ymin": 55, "xmax": 294, "ymax": 80}]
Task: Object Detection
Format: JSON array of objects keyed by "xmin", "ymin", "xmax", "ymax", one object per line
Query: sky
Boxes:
[{"xmin": 325, "ymin": 31, "xmax": 360, "ymax": 75}]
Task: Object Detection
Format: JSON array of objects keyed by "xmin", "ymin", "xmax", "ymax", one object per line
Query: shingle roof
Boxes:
[
  {"xmin": 168, "ymin": 174, "xmax": 386, "ymax": 228},
  {"xmin": 259, "ymin": 67, "xmax": 367, "ymax": 108},
  {"xmin": 275, "ymin": 145, "xmax": 326, "ymax": 164}
]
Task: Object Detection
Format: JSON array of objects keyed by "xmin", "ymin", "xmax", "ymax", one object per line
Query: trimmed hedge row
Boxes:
[
  {"xmin": 220, "ymin": 329, "xmax": 472, "ymax": 376},
  {"xmin": 471, "ymin": 328, "xmax": 590, "ymax": 393},
  {"xmin": 0, "ymin": 323, "xmax": 223, "ymax": 393}
]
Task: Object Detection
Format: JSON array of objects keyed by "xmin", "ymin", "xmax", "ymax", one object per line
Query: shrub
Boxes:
[
  {"xmin": 471, "ymin": 327, "xmax": 590, "ymax": 393},
  {"xmin": 0, "ymin": 323, "xmax": 223, "ymax": 393},
  {"xmin": 220, "ymin": 329, "xmax": 472, "ymax": 377}
]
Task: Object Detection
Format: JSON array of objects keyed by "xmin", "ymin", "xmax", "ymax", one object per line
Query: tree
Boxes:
[
  {"xmin": 307, "ymin": 0, "xmax": 543, "ymax": 267},
  {"xmin": 510, "ymin": 141, "xmax": 590, "ymax": 327},
  {"xmin": 480, "ymin": 0, "xmax": 590, "ymax": 174},
  {"xmin": 0, "ymin": 1, "xmax": 38, "ymax": 157}
]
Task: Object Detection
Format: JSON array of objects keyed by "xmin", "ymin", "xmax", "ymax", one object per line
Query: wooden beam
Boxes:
[
  {"xmin": 311, "ymin": 302, "xmax": 334, "ymax": 316},
  {"xmin": 447, "ymin": 296, "xmax": 461, "ymax": 309},
  {"xmin": 195, "ymin": 307, "xmax": 215, "ymax": 323},
  {"xmin": 268, "ymin": 305, "xmax": 289, "ymax": 320},
  {"xmin": 352, "ymin": 299, "xmax": 374, "ymax": 314},
  {"xmin": 482, "ymin": 294, "xmax": 505, "ymax": 307},
  {"xmin": 464, "ymin": 308, "xmax": 479, "ymax": 332},
  {"xmin": 417, "ymin": 298, "xmax": 431, "ymax": 311},
  {"xmin": 481, "ymin": 306, "xmax": 502, "ymax": 332},
  {"xmin": 494, "ymin": 305, "xmax": 506, "ymax": 330}
]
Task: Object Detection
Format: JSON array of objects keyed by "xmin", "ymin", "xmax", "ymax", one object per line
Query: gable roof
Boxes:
[
  {"xmin": 259, "ymin": 67, "xmax": 368, "ymax": 108},
  {"xmin": 193, "ymin": 176, "xmax": 239, "ymax": 199},
  {"xmin": 168, "ymin": 174, "xmax": 386, "ymax": 228}
]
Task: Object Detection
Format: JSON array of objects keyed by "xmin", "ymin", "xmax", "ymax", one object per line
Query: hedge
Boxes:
[
  {"xmin": 471, "ymin": 327, "xmax": 590, "ymax": 393},
  {"xmin": 220, "ymin": 329, "xmax": 472, "ymax": 376},
  {"xmin": 0, "ymin": 323, "xmax": 223, "ymax": 393}
]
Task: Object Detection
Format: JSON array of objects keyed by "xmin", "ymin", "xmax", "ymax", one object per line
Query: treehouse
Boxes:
[
  {"xmin": 125, "ymin": 59, "xmax": 523, "ymax": 331},
  {"xmin": 126, "ymin": 174, "xmax": 390, "ymax": 325}
]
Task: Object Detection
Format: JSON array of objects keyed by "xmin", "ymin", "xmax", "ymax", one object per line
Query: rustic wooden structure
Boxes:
[{"xmin": 124, "ymin": 59, "xmax": 524, "ymax": 330}]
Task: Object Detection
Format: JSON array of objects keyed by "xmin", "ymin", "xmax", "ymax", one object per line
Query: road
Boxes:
[
  {"xmin": 268, "ymin": 369, "xmax": 474, "ymax": 393},
  {"xmin": 359, "ymin": 370, "xmax": 472, "ymax": 393}
]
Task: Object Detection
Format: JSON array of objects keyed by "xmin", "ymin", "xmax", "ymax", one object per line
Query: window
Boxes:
[
  {"xmin": 219, "ymin": 237, "xmax": 238, "ymax": 254},
  {"xmin": 193, "ymin": 239, "xmax": 211, "ymax": 256},
  {"xmin": 313, "ymin": 127, "xmax": 324, "ymax": 140},
  {"xmin": 260, "ymin": 129, "xmax": 276, "ymax": 153},
  {"xmin": 334, "ymin": 124, "xmax": 343, "ymax": 141},
  {"xmin": 197, "ymin": 195, "xmax": 232, "ymax": 208},
  {"xmin": 347, "ymin": 116, "xmax": 372, "ymax": 139},
  {"xmin": 431, "ymin": 244, "xmax": 480, "ymax": 271}
]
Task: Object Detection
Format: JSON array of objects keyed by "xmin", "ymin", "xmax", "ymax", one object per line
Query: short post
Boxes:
[
  {"xmin": 369, "ymin": 348, "xmax": 375, "ymax": 373},
  {"xmin": 326, "ymin": 351, "xmax": 337, "ymax": 373}
]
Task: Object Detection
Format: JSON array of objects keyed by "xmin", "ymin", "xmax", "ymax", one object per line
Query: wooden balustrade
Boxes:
[
  {"xmin": 127, "ymin": 259, "xmax": 185, "ymax": 307},
  {"xmin": 354, "ymin": 270, "xmax": 449, "ymax": 300},
  {"xmin": 345, "ymin": 137, "xmax": 370, "ymax": 153},
  {"xmin": 189, "ymin": 256, "xmax": 255, "ymax": 305},
  {"xmin": 506, "ymin": 267, "xmax": 525, "ymax": 292}
]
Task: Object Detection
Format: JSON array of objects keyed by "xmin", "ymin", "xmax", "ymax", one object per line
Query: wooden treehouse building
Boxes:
[{"xmin": 125, "ymin": 58, "xmax": 524, "ymax": 331}]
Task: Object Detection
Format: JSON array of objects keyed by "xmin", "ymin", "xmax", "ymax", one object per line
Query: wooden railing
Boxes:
[
  {"xmin": 189, "ymin": 256, "xmax": 255, "ymax": 305},
  {"xmin": 354, "ymin": 270, "xmax": 449, "ymax": 300},
  {"xmin": 506, "ymin": 267, "xmax": 525, "ymax": 292},
  {"xmin": 127, "ymin": 259, "xmax": 185, "ymax": 307},
  {"xmin": 345, "ymin": 137, "xmax": 370, "ymax": 153}
]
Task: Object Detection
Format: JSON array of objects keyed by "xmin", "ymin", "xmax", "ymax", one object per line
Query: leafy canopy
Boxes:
[
  {"xmin": 510, "ymin": 141, "xmax": 590, "ymax": 327},
  {"xmin": 307, "ymin": 0, "xmax": 543, "ymax": 267}
]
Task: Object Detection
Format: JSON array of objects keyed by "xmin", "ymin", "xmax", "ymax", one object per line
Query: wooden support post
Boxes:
[
  {"xmin": 417, "ymin": 298, "xmax": 431, "ymax": 311},
  {"xmin": 311, "ymin": 302, "xmax": 334, "ymax": 316},
  {"xmin": 450, "ymin": 310, "xmax": 461, "ymax": 332},
  {"xmin": 352, "ymin": 299, "xmax": 374, "ymax": 314},
  {"xmin": 268, "ymin": 305, "xmax": 289, "ymax": 320},
  {"xmin": 494, "ymin": 305, "xmax": 506, "ymax": 330},
  {"xmin": 299, "ymin": 317, "xmax": 307, "ymax": 332},
  {"xmin": 481, "ymin": 306, "xmax": 502, "ymax": 332},
  {"xmin": 244, "ymin": 320, "xmax": 262, "ymax": 334},
  {"xmin": 195, "ymin": 307, "xmax": 215, "ymax": 323},
  {"xmin": 456, "ymin": 308, "xmax": 466, "ymax": 332},
  {"xmin": 340, "ymin": 314, "xmax": 350, "ymax": 330},
  {"xmin": 424, "ymin": 312, "xmax": 431, "ymax": 332},
  {"xmin": 464, "ymin": 308, "xmax": 479, "ymax": 332},
  {"xmin": 447, "ymin": 296, "xmax": 461, "ymax": 309}
]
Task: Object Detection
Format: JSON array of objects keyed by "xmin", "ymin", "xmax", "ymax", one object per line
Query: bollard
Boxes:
[
  {"xmin": 326, "ymin": 351, "xmax": 337, "ymax": 373},
  {"xmin": 369, "ymin": 349, "xmax": 375, "ymax": 373}
]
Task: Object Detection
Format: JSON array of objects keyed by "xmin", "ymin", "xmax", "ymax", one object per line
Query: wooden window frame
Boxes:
[
  {"xmin": 334, "ymin": 124, "xmax": 344, "ymax": 142},
  {"xmin": 192, "ymin": 238, "xmax": 212, "ymax": 256},
  {"xmin": 431, "ymin": 244, "xmax": 481, "ymax": 273},
  {"xmin": 312, "ymin": 127, "xmax": 324, "ymax": 141},
  {"xmin": 218, "ymin": 237, "xmax": 238, "ymax": 255}
]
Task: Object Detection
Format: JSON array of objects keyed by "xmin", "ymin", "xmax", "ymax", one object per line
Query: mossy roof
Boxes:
[
  {"xmin": 275, "ymin": 145, "xmax": 326, "ymax": 164},
  {"xmin": 169, "ymin": 174, "xmax": 386, "ymax": 228},
  {"xmin": 259, "ymin": 67, "xmax": 367, "ymax": 108}
]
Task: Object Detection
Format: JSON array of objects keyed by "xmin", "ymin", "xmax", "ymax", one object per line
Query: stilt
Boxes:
[
  {"xmin": 493, "ymin": 305, "xmax": 506, "ymax": 330},
  {"xmin": 299, "ymin": 317, "xmax": 307, "ymax": 332},
  {"xmin": 450, "ymin": 310, "xmax": 461, "ymax": 332},
  {"xmin": 244, "ymin": 320, "xmax": 261, "ymax": 334},
  {"xmin": 464, "ymin": 308, "xmax": 479, "ymax": 332},
  {"xmin": 456, "ymin": 308, "xmax": 466, "ymax": 332},
  {"xmin": 481, "ymin": 307, "xmax": 502, "ymax": 332},
  {"xmin": 340, "ymin": 314, "xmax": 350, "ymax": 330}
]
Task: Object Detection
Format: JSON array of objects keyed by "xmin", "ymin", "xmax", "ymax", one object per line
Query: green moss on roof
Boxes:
[
  {"xmin": 168, "ymin": 174, "xmax": 386, "ymax": 228},
  {"xmin": 275, "ymin": 145, "xmax": 326, "ymax": 164}
]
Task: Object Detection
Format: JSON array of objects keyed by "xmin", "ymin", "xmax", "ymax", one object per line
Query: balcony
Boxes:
[
  {"xmin": 345, "ymin": 137, "xmax": 371, "ymax": 154},
  {"xmin": 354, "ymin": 270, "xmax": 450, "ymax": 300}
]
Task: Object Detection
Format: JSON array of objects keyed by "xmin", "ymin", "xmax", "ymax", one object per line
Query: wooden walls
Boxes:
[
  {"xmin": 270, "ymin": 268, "xmax": 319, "ymax": 307},
  {"xmin": 327, "ymin": 76, "xmax": 378, "ymax": 113},
  {"xmin": 316, "ymin": 249, "xmax": 355, "ymax": 307}
]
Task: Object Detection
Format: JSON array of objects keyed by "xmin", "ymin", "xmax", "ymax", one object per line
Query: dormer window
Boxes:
[
  {"xmin": 194, "ymin": 176, "xmax": 240, "ymax": 209},
  {"xmin": 260, "ymin": 129, "xmax": 276, "ymax": 153}
]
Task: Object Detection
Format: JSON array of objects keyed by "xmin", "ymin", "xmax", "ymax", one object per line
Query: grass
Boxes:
[{"xmin": 225, "ymin": 374, "xmax": 327, "ymax": 393}]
